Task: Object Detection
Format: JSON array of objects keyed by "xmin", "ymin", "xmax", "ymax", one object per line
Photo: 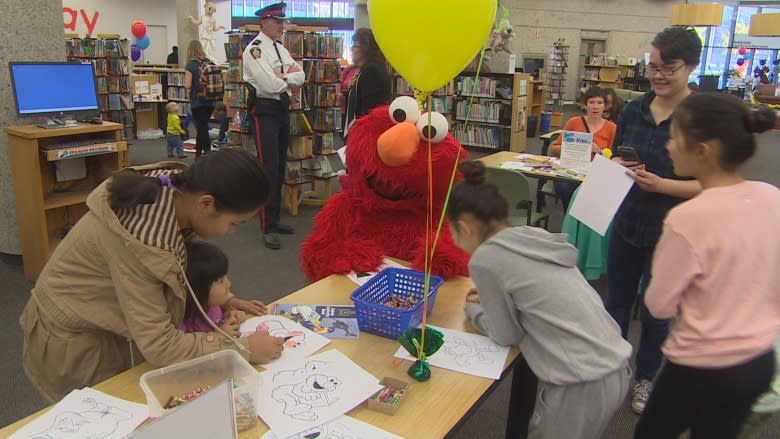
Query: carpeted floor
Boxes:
[{"xmin": 2, "ymin": 108, "xmax": 779, "ymax": 438}]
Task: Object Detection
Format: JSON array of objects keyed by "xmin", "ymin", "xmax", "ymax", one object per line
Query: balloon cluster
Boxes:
[
  {"xmin": 130, "ymin": 20, "xmax": 150, "ymax": 62},
  {"xmin": 734, "ymin": 47, "xmax": 752, "ymax": 75}
]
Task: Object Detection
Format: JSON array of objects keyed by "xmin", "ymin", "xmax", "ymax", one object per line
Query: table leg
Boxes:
[{"xmin": 505, "ymin": 356, "xmax": 538, "ymax": 439}]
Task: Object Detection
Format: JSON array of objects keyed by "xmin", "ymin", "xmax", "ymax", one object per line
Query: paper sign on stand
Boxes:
[
  {"xmin": 568, "ymin": 154, "xmax": 635, "ymax": 236},
  {"xmin": 560, "ymin": 131, "xmax": 593, "ymax": 173}
]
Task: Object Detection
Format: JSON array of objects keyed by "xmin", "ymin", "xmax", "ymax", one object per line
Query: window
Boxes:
[{"xmin": 232, "ymin": 0, "xmax": 353, "ymax": 18}]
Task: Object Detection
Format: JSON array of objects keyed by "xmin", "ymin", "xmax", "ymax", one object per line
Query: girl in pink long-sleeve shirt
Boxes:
[{"xmin": 635, "ymin": 93, "xmax": 780, "ymax": 439}]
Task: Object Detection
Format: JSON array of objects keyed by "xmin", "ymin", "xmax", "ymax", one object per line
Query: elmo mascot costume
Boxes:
[{"xmin": 301, "ymin": 97, "xmax": 470, "ymax": 282}]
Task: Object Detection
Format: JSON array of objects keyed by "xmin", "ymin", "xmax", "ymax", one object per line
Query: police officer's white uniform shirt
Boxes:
[{"xmin": 242, "ymin": 30, "xmax": 305, "ymax": 100}]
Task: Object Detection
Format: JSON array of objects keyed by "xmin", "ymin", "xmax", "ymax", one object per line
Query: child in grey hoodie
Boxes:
[{"xmin": 448, "ymin": 161, "xmax": 632, "ymax": 439}]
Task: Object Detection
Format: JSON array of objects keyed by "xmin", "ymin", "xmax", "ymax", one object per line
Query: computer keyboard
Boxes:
[{"xmin": 41, "ymin": 138, "xmax": 115, "ymax": 151}]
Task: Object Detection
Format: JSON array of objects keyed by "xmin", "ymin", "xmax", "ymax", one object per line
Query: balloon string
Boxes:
[{"xmin": 420, "ymin": 97, "xmax": 434, "ymax": 360}]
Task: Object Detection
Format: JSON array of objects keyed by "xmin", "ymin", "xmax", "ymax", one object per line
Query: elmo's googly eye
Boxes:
[
  {"xmin": 416, "ymin": 112, "xmax": 449, "ymax": 143},
  {"xmin": 389, "ymin": 96, "xmax": 420, "ymax": 124}
]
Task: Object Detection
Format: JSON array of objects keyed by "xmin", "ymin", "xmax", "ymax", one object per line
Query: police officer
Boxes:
[{"xmin": 243, "ymin": 2, "xmax": 304, "ymax": 250}]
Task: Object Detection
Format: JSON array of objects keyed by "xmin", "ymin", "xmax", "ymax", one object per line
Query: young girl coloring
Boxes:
[
  {"xmin": 634, "ymin": 93, "xmax": 780, "ymax": 438},
  {"xmin": 448, "ymin": 161, "xmax": 632, "ymax": 439},
  {"xmin": 165, "ymin": 102, "xmax": 187, "ymax": 158},
  {"xmin": 179, "ymin": 240, "xmax": 267, "ymax": 335}
]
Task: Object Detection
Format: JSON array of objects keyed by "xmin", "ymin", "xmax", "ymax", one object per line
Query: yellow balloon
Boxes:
[{"xmin": 369, "ymin": 0, "xmax": 497, "ymax": 92}]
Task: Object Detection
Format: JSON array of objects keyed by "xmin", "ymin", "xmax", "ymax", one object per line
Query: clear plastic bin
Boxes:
[{"xmin": 139, "ymin": 350, "xmax": 260, "ymax": 431}]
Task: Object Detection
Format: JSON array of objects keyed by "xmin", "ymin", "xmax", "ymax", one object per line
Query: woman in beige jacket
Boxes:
[{"xmin": 20, "ymin": 149, "xmax": 286, "ymax": 402}]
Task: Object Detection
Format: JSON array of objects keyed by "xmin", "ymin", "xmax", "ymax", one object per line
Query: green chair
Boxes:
[
  {"xmin": 486, "ymin": 167, "xmax": 550, "ymax": 229},
  {"xmin": 536, "ymin": 131, "xmax": 561, "ymax": 212}
]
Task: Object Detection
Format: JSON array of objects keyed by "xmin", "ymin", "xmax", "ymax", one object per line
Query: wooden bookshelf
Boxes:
[
  {"xmin": 66, "ymin": 36, "xmax": 134, "ymax": 138},
  {"xmin": 451, "ymin": 72, "xmax": 529, "ymax": 152},
  {"xmin": 5, "ymin": 122, "xmax": 129, "ymax": 280},
  {"xmin": 282, "ymin": 31, "xmax": 344, "ymax": 216}
]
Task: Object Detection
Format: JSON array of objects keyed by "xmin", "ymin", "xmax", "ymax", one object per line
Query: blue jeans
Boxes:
[
  {"xmin": 165, "ymin": 133, "xmax": 183, "ymax": 156},
  {"xmin": 605, "ymin": 232, "xmax": 669, "ymax": 382}
]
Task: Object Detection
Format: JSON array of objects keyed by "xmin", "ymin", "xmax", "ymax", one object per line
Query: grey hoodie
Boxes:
[{"xmin": 465, "ymin": 227, "xmax": 631, "ymax": 385}]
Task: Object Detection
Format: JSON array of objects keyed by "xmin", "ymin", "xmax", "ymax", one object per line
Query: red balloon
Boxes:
[
  {"xmin": 131, "ymin": 20, "xmax": 147, "ymax": 39},
  {"xmin": 738, "ymin": 47, "xmax": 747, "ymax": 55}
]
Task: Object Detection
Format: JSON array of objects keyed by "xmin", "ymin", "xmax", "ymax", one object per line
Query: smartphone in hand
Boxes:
[{"xmin": 617, "ymin": 146, "xmax": 641, "ymax": 163}]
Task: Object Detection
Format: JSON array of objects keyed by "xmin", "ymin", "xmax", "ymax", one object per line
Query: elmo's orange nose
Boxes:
[{"xmin": 376, "ymin": 122, "xmax": 419, "ymax": 167}]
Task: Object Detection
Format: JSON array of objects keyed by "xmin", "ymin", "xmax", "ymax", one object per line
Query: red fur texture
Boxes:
[{"xmin": 300, "ymin": 105, "xmax": 471, "ymax": 282}]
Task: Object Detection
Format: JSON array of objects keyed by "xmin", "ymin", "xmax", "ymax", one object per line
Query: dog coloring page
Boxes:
[{"xmin": 257, "ymin": 350, "xmax": 382, "ymax": 439}]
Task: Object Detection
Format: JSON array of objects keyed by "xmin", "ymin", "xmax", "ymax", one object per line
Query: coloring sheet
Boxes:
[
  {"xmin": 259, "ymin": 415, "xmax": 403, "ymax": 439},
  {"xmin": 393, "ymin": 326, "xmax": 511, "ymax": 380},
  {"xmin": 240, "ymin": 315, "xmax": 331, "ymax": 369},
  {"xmin": 10, "ymin": 388, "xmax": 148, "ymax": 439},
  {"xmin": 257, "ymin": 349, "xmax": 383, "ymax": 439}
]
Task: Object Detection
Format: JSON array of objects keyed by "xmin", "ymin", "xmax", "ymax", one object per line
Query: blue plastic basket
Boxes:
[{"xmin": 350, "ymin": 268, "xmax": 443, "ymax": 340}]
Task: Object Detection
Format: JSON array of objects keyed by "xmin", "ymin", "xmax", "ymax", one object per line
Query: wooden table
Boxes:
[
  {"xmin": 0, "ymin": 274, "xmax": 520, "ymax": 439},
  {"xmin": 479, "ymin": 150, "xmax": 584, "ymax": 183}
]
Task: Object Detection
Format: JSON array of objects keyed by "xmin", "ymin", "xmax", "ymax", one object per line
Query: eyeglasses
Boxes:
[{"xmin": 646, "ymin": 63, "xmax": 686, "ymax": 77}]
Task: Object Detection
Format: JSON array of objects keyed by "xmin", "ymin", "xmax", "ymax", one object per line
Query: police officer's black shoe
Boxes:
[{"xmin": 263, "ymin": 233, "xmax": 281, "ymax": 250}]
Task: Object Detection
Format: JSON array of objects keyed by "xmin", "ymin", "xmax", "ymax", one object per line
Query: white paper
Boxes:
[
  {"xmin": 560, "ymin": 131, "xmax": 593, "ymax": 173},
  {"xmin": 346, "ymin": 258, "xmax": 406, "ymax": 286},
  {"xmin": 130, "ymin": 379, "xmax": 236, "ymax": 439},
  {"xmin": 393, "ymin": 326, "xmax": 510, "ymax": 380},
  {"xmin": 240, "ymin": 315, "xmax": 331, "ymax": 369},
  {"xmin": 500, "ymin": 161, "xmax": 533, "ymax": 172},
  {"xmin": 134, "ymin": 80, "xmax": 150, "ymax": 94},
  {"xmin": 569, "ymin": 154, "xmax": 635, "ymax": 236},
  {"xmin": 10, "ymin": 388, "xmax": 148, "ymax": 439},
  {"xmin": 257, "ymin": 349, "xmax": 383, "ymax": 439},
  {"xmin": 259, "ymin": 415, "xmax": 403, "ymax": 439}
]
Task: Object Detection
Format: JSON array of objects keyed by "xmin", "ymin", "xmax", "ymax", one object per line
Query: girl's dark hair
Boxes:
[
  {"xmin": 447, "ymin": 161, "xmax": 508, "ymax": 224},
  {"xmin": 353, "ymin": 28, "xmax": 386, "ymax": 64},
  {"xmin": 602, "ymin": 88, "xmax": 623, "ymax": 121},
  {"xmin": 582, "ymin": 87, "xmax": 604, "ymax": 105},
  {"xmin": 184, "ymin": 240, "xmax": 229, "ymax": 321},
  {"xmin": 110, "ymin": 149, "xmax": 271, "ymax": 212},
  {"xmin": 673, "ymin": 92, "xmax": 776, "ymax": 170},
  {"xmin": 651, "ymin": 27, "xmax": 702, "ymax": 65}
]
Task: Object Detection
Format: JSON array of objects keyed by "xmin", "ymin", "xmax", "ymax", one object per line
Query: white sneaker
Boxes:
[{"xmin": 632, "ymin": 379, "xmax": 652, "ymax": 414}]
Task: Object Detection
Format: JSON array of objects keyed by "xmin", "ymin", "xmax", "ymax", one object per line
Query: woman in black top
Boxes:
[{"xmin": 343, "ymin": 28, "xmax": 392, "ymax": 138}]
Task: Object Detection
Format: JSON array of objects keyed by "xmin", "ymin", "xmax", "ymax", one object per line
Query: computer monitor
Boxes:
[
  {"xmin": 523, "ymin": 57, "xmax": 546, "ymax": 79},
  {"xmin": 9, "ymin": 62, "xmax": 101, "ymax": 128}
]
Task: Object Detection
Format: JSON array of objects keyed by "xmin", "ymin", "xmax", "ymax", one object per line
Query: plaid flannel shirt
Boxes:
[{"xmin": 613, "ymin": 91, "xmax": 690, "ymax": 248}]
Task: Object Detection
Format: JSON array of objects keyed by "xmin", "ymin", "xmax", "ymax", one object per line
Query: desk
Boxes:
[
  {"xmin": 480, "ymin": 150, "xmax": 583, "ymax": 214},
  {"xmin": 479, "ymin": 150, "xmax": 584, "ymax": 183},
  {"xmin": 0, "ymin": 274, "xmax": 520, "ymax": 438}
]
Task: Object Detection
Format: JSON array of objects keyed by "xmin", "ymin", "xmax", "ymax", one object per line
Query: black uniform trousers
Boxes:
[{"xmin": 252, "ymin": 98, "xmax": 289, "ymax": 233}]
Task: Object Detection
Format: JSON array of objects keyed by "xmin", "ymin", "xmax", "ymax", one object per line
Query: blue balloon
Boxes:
[
  {"xmin": 743, "ymin": 51, "xmax": 752, "ymax": 60},
  {"xmin": 736, "ymin": 58, "xmax": 745, "ymax": 66},
  {"xmin": 136, "ymin": 34, "xmax": 150, "ymax": 50},
  {"xmin": 130, "ymin": 44, "xmax": 141, "ymax": 61}
]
